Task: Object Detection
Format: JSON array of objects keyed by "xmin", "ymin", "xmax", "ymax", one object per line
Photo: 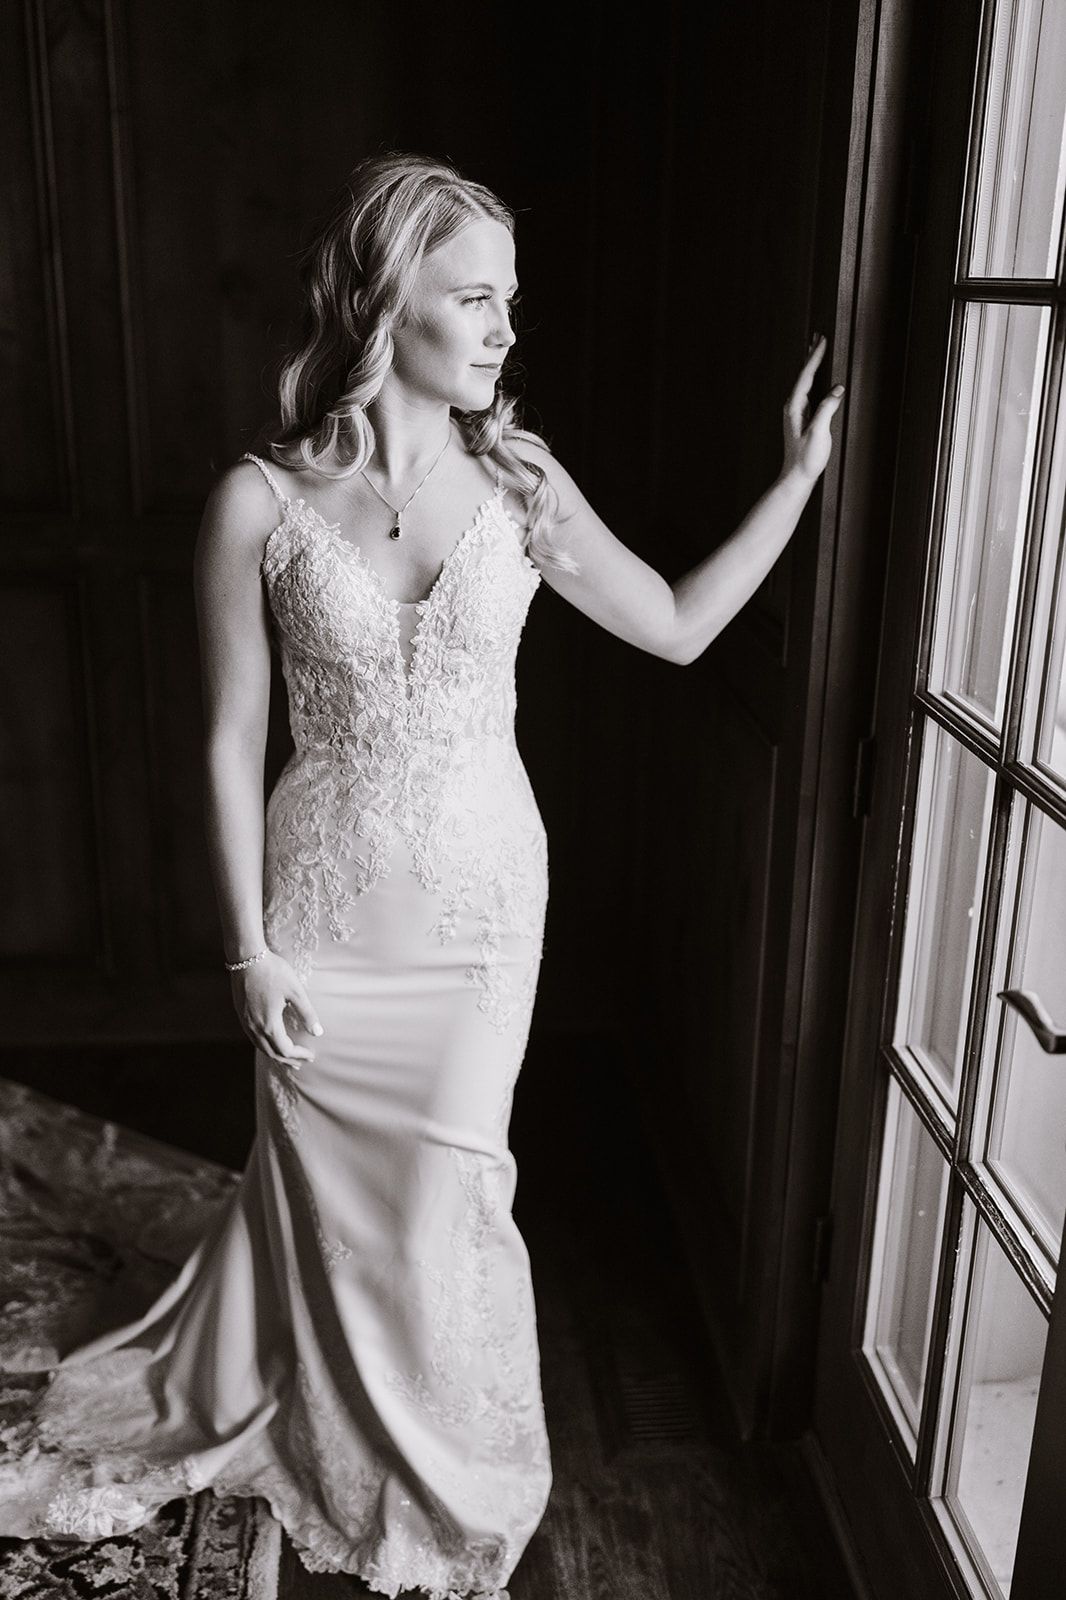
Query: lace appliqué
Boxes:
[
  {"xmin": 259, "ymin": 486, "xmax": 545, "ymax": 1030},
  {"xmin": 384, "ymin": 1146, "xmax": 551, "ymax": 1549},
  {"xmin": 203, "ymin": 1359, "xmax": 515, "ymax": 1598},
  {"xmin": 265, "ymin": 1068, "xmax": 353, "ymax": 1271}
]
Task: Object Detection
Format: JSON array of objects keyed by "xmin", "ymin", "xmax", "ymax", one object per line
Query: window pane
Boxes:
[
  {"xmin": 864, "ymin": 1079, "xmax": 950, "ymax": 1448},
  {"xmin": 930, "ymin": 302, "xmax": 1049, "ymax": 727},
  {"xmin": 1034, "ymin": 389, "xmax": 1066, "ymax": 781},
  {"xmin": 968, "ymin": 0, "xmax": 1066, "ymax": 279},
  {"xmin": 987, "ymin": 806, "xmax": 1066, "ymax": 1263},
  {"xmin": 940, "ymin": 1210, "xmax": 1048, "ymax": 1596},
  {"xmin": 895, "ymin": 723, "xmax": 995, "ymax": 1107}
]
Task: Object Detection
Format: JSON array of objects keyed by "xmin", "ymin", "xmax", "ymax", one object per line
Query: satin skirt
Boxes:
[{"xmin": 0, "ymin": 836, "xmax": 552, "ymax": 1600}]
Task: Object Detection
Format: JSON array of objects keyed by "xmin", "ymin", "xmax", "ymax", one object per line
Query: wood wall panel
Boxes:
[
  {"xmin": 643, "ymin": 671, "xmax": 779, "ymax": 1272},
  {"xmin": 0, "ymin": 4, "xmax": 69, "ymax": 510},
  {"xmin": 37, "ymin": 0, "xmax": 129, "ymax": 517},
  {"xmin": 685, "ymin": 692, "xmax": 778, "ymax": 1252},
  {"xmin": 79, "ymin": 566, "xmax": 155, "ymax": 978},
  {"xmin": 0, "ymin": 582, "xmax": 99, "ymax": 959},
  {"xmin": 138, "ymin": 573, "xmax": 219, "ymax": 972},
  {"xmin": 126, "ymin": 1, "xmax": 399, "ymax": 509},
  {"xmin": 128, "ymin": 0, "xmax": 278, "ymax": 506},
  {"xmin": 624, "ymin": 0, "xmax": 866, "ymax": 1438}
]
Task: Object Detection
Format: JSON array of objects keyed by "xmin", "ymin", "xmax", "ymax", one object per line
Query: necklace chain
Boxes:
[{"xmin": 360, "ymin": 429, "xmax": 452, "ymax": 540}]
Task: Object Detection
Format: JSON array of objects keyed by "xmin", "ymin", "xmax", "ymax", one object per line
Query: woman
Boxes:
[{"xmin": 0, "ymin": 152, "xmax": 842, "ymax": 1598}]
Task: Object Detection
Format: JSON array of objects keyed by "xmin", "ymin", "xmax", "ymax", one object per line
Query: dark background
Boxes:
[{"xmin": 0, "ymin": 0, "xmax": 870, "ymax": 1449}]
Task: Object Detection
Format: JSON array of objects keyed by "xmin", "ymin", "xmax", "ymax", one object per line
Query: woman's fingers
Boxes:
[
  {"xmin": 248, "ymin": 1017, "xmax": 310, "ymax": 1068},
  {"xmin": 786, "ymin": 335, "xmax": 828, "ymax": 431},
  {"xmin": 803, "ymin": 331, "xmax": 827, "ymax": 374},
  {"xmin": 289, "ymin": 984, "xmax": 324, "ymax": 1038},
  {"xmin": 271, "ymin": 1012, "xmax": 313, "ymax": 1061},
  {"xmin": 798, "ymin": 334, "xmax": 826, "ymax": 391},
  {"xmin": 785, "ymin": 386, "xmax": 811, "ymax": 436},
  {"xmin": 793, "ymin": 386, "xmax": 846, "ymax": 482},
  {"xmin": 230, "ymin": 955, "xmax": 321, "ymax": 1068},
  {"xmin": 808, "ymin": 387, "xmax": 846, "ymax": 435}
]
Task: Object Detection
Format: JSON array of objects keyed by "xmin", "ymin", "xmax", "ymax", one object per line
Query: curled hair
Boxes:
[{"xmin": 265, "ymin": 150, "xmax": 577, "ymax": 574}]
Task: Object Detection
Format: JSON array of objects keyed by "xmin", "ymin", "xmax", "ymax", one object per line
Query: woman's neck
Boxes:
[{"xmin": 365, "ymin": 394, "xmax": 454, "ymax": 487}]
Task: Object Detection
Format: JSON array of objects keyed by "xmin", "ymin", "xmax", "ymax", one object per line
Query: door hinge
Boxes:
[
  {"xmin": 812, "ymin": 1213, "xmax": 834, "ymax": 1285},
  {"xmin": 852, "ymin": 734, "xmax": 877, "ymax": 818}
]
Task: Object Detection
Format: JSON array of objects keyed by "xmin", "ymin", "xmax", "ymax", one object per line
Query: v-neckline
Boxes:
[
  {"xmin": 267, "ymin": 486, "xmax": 510, "ymax": 695},
  {"xmin": 303, "ymin": 487, "xmax": 503, "ymax": 607}
]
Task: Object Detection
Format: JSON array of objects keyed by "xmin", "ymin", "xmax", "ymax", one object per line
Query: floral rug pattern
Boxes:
[{"xmin": 0, "ymin": 1077, "xmax": 280, "ymax": 1599}]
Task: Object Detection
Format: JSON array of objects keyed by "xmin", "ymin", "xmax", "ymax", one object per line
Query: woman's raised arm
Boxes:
[{"xmin": 525, "ymin": 336, "xmax": 845, "ymax": 665}]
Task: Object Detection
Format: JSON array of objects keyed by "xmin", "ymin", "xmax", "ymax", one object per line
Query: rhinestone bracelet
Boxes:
[{"xmin": 224, "ymin": 947, "xmax": 269, "ymax": 973}]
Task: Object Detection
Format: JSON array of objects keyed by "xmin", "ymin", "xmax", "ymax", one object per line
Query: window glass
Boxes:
[
  {"xmin": 865, "ymin": 1079, "xmax": 951, "ymax": 1447},
  {"xmin": 985, "ymin": 805, "xmax": 1066, "ymax": 1263},
  {"xmin": 940, "ymin": 1210, "xmax": 1048, "ymax": 1596},
  {"xmin": 968, "ymin": 0, "xmax": 1066, "ymax": 279},
  {"xmin": 895, "ymin": 724, "xmax": 995, "ymax": 1108},
  {"xmin": 929, "ymin": 302, "xmax": 1048, "ymax": 728}
]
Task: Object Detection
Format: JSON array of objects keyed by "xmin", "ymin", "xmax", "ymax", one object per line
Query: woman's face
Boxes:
[{"xmin": 388, "ymin": 217, "xmax": 518, "ymax": 411}]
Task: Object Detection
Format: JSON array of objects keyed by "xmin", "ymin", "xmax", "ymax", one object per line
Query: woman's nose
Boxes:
[{"xmin": 492, "ymin": 310, "xmax": 517, "ymax": 348}]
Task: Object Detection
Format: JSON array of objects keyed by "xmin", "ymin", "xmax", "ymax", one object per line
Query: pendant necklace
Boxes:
[{"xmin": 359, "ymin": 430, "xmax": 451, "ymax": 540}]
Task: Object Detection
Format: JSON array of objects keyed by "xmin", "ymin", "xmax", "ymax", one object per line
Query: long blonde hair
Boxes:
[{"xmin": 265, "ymin": 151, "xmax": 577, "ymax": 574}]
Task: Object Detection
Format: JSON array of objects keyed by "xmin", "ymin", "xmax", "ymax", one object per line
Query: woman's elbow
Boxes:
[{"xmin": 658, "ymin": 628, "xmax": 712, "ymax": 667}]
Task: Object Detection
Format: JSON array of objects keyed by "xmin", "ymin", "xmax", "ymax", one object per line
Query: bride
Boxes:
[{"xmin": 0, "ymin": 151, "xmax": 842, "ymax": 1600}]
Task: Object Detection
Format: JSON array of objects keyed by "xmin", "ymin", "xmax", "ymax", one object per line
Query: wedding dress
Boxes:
[{"xmin": 0, "ymin": 449, "xmax": 552, "ymax": 1600}]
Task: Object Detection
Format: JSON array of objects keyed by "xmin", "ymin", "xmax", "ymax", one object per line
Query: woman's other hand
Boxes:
[
  {"xmin": 782, "ymin": 333, "xmax": 845, "ymax": 487},
  {"xmin": 230, "ymin": 951, "xmax": 323, "ymax": 1069}
]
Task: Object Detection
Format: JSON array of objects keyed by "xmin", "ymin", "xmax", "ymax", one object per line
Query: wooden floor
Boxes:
[{"xmin": 6, "ymin": 1033, "xmax": 858, "ymax": 1600}]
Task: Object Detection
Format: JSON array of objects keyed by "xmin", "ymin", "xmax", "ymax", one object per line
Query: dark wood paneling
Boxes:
[
  {"xmin": 0, "ymin": 581, "xmax": 99, "ymax": 960},
  {"xmin": 0, "ymin": 4, "xmax": 68, "ymax": 509},
  {"xmin": 39, "ymin": 0, "xmax": 130, "ymax": 516},
  {"xmin": 138, "ymin": 573, "xmax": 219, "ymax": 972},
  {"xmin": 126, "ymin": 1, "xmax": 399, "ymax": 508},
  {"xmin": 624, "ymin": 0, "xmax": 865, "ymax": 1440},
  {"xmin": 674, "ymin": 686, "xmax": 778, "ymax": 1251}
]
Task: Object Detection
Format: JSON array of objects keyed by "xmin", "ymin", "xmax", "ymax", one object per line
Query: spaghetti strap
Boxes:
[{"xmin": 240, "ymin": 452, "xmax": 289, "ymax": 506}]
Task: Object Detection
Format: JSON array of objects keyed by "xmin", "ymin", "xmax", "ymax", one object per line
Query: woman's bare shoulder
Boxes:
[
  {"xmin": 507, "ymin": 431, "xmax": 582, "ymax": 518},
  {"xmin": 197, "ymin": 456, "xmax": 287, "ymax": 564},
  {"xmin": 508, "ymin": 430, "xmax": 554, "ymax": 469}
]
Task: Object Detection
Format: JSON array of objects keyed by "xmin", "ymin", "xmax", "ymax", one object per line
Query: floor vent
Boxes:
[{"xmin": 617, "ymin": 1370, "xmax": 701, "ymax": 1445}]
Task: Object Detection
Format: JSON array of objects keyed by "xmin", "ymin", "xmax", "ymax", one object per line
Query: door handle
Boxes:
[{"xmin": 997, "ymin": 989, "xmax": 1066, "ymax": 1055}]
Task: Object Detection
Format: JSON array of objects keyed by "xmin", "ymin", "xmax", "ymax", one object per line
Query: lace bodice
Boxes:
[{"xmin": 243, "ymin": 454, "xmax": 548, "ymax": 1025}]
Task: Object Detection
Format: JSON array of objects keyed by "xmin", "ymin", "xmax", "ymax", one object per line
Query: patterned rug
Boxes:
[{"xmin": 0, "ymin": 1077, "xmax": 280, "ymax": 1599}]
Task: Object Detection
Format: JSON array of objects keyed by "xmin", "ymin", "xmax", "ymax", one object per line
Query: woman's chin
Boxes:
[{"xmin": 452, "ymin": 383, "xmax": 498, "ymax": 413}]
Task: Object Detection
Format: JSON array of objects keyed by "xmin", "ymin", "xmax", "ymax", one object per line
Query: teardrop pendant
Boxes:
[{"xmin": 388, "ymin": 521, "xmax": 402, "ymax": 540}]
